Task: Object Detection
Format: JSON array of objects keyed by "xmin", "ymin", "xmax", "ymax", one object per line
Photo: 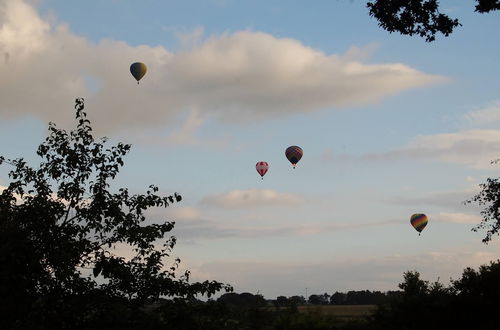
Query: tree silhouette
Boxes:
[
  {"xmin": 0, "ymin": 98, "xmax": 231, "ymax": 329},
  {"xmin": 367, "ymin": 0, "xmax": 500, "ymax": 42},
  {"xmin": 466, "ymin": 160, "xmax": 500, "ymax": 243},
  {"xmin": 372, "ymin": 262, "xmax": 500, "ymax": 330}
]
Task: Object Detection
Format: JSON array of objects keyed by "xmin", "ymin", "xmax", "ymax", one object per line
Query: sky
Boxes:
[{"xmin": 1, "ymin": 0, "xmax": 500, "ymax": 299}]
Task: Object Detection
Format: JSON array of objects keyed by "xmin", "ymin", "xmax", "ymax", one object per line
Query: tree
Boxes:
[
  {"xmin": 330, "ymin": 291, "xmax": 347, "ymax": 305},
  {"xmin": 371, "ymin": 262, "xmax": 500, "ymax": 330},
  {"xmin": 288, "ymin": 295, "xmax": 306, "ymax": 306},
  {"xmin": 466, "ymin": 168, "xmax": 500, "ymax": 243},
  {"xmin": 367, "ymin": 0, "xmax": 500, "ymax": 42},
  {"xmin": 217, "ymin": 292, "xmax": 266, "ymax": 309},
  {"xmin": 274, "ymin": 295, "xmax": 290, "ymax": 308},
  {"xmin": 450, "ymin": 260, "xmax": 500, "ymax": 330},
  {"xmin": 0, "ymin": 98, "xmax": 232, "ymax": 329},
  {"xmin": 307, "ymin": 293, "xmax": 329, "ymax": 305}
]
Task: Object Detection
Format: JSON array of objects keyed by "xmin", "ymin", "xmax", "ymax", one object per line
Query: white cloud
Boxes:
[
  {"xmin": 388, "ymin": 186, "xmax": 482, "ymax": 212},
  {"xmin": 465, "ymin": 176, "xmax": 476, "ymax": 183},
  {"xmin": 0, "ymin": 0, "xmax": 445, "ymax": 136},
  {"xmin": 175, "ymin": 220, "xmax": 402, "ymax": 240},
  {"xmin": 354, "ymin": 129, "xmax": 500, "ymax": 169},
  {"xmin": 0, "ymin": 0, "xmax": 49, "ymax": 60},
  {"xmin": 341, "ymin": 43, "xmax": 381, "ymax": 62},
  {"xmin": 165, "ymin": 204, "xmax": 403, "ymax": 240},
  {"xmin": 431, "ymin": 212, "xmax": 482, "ymax": 224},
  {"xmin": 200, "ymin": 189, "xmax": 304, "ymax": 209},
  {"xmin": 463, "ymin": 101, "xmax": 500, "ymax": 127},
  {"xmin": 175, "ymin": 26, "xmax": 205, "ymax": 49},
  {"xmin": 141, "ymin": 109, "xmax": 231, "ymax": 148},
  {"xmin": 165, "ymin": 206, "xmax": 203, "ymax": 221}
]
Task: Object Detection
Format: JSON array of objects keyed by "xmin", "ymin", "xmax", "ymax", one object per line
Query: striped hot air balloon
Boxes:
[
  {"xmin": 285, "ymin": 146, "xmax": 303, "ymax": 168},
  {"xmin": 410, "ymin": 213, "xmax": 428, "ymax": 236},
  {"xmin": 256, "ymin": 161, "xmax": 269, "ymax": 180}
]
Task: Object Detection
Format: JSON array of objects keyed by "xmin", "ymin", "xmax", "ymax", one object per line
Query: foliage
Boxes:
[
  {"xmin": 330, "ymin": 290, "xmax": 400, "ymax": 305},
  {"xmin": 275, "ymin": 295, "xmax": 290, "ymax": 308},
  {"xmin": 371, "ymin": 261, "xmax": 500, "ymax": 330},
  {"xmin": 308, "ymin": 293, "xmax": 331, "ymax": 305},
  {"xmin": 367, "ymin": 0, "xmax": 500, "ymax": 42},
  {"xmin": 0, "ymin": 98, "xmax": 231, "ymax": 329},
  {"xmin": 218, "ymin": 292, "xmax": 267, "ymax": 309},
  {"xmin": 466, "ymin": 167, "xmax": 500, "ymax": 243},
  {"xmin": 289, "ymin": 295, "xmax": 306, "ymax": 305}
]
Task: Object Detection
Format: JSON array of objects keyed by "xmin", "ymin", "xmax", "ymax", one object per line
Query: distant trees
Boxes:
[
  {"xmin": 330, "ymin": 290, "xmax": 401, "ymax": 305},
  {"xmin": 367, "ymin": 0, "xmax": 500, "ymax": 42},
  {"xmin": 271, "ymin": 290, "xmax": 401, "ymax": 306},
  {"xmin": 371, "ymin": 260, "xmax": 500, "ymax": 330},
  {"xmin": 218, "ymin": 292, "xmax": 267, "ymax": 309},
  {"xmin": 308, "ymin": 293, "xmax": 330, "ymax": 305},
  {"xmin": 0, "ymin": 99, "xmax": 231, "ymax": 329},
  {"xmin": 275, "ymin": 295, "xmax": 290, "ymax": 308},
  {"xmin": 289, "ymin": 295, "xmax": 306, "ymax": 306}
]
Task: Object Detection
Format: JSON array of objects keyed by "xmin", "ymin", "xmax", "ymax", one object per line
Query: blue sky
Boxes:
[{"xmin": 1, "ymin": 0, "xmax": 500, "ymax": 299}]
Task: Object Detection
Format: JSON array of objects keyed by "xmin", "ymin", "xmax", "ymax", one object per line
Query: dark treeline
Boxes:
[
  {"xmin": 208, "ymin": 261, "xmax": 500, "ymax": 329},
  {"xmin": 272, "ymin": 290, "xmax": 403, "ymax": 306},
  {"xmin": 215, "ymin": 289, "xmax": 403, "ymax": 308},
  {"xmin": 371, "ymin": 261, "xmax": 500, "ymax": 330},
  {"xmin": 329, "ymin": 290, "xmax": 401, "ymax": 305}
]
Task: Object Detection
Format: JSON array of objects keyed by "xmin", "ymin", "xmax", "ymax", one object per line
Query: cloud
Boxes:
[
  {"xmin": 320, "ymin": 148, "xmax": 335, "ymax": 162},
  {"xmin": 175, "ymin": 219, "xmax": 402, "ymax": 240},
  {"xmin": 0, "ymin": 0, "xmax": 445, "ymax": 136},
  {"xmin": 133, "ymin": 109, "xmax": 232, "ymax": 148},
  {"xmin": 431, "ymin": 212, "xmax": 482, "ymax": 224},
  {"xmin": 347, "ymin": 129, "xmax": 500, "ymax": 169},
  {"xmin": 189, "ymin": 250, "xmax": 499, "ymax": 297},
  {"xmin": 175, "ymin": 26, "xmax": 205, "ymax": 49},
  {"xmin": 465, "ymin": 176, "xmax": 476, "ymax": 183},
  {"xmin": 200, "ymin": 189, "xmax": 304, "ymax": 209},
  {"xmin": 388, "ymin": 186, "xmax": 482, "ymax": 212},
  {"xmin": 463, "ymin": 101, "xmax": 500, "ymax": 127},
  {"xmin": 163, "ymin": 206, "xmax": 204, "ymax": 221},
  {"xmin": 168, "ymin": 205, "xmax": 402, "ymax": 240},
  {"xmin": 146, "ymin": 111, "xmax": 205, "ymax": 144},
  {"xmin": 341, "ymin": 43, "xmax": 381, "ymax": 62}
]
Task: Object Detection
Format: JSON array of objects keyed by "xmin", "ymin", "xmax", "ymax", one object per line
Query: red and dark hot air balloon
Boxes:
[
  {"xmin": 285, "ymin": 146, "xmax": 303, "ymax": 168},
  {"xmin": 256, "ymin": 161, "xmax": 269, "ymax": 179}
]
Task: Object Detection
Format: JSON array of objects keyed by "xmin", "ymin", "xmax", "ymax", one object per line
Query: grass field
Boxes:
[
  {"xmin": 273, "ymin": 305, "xmax": 377, "ymax": 320},
  {"xmin": 301, "ymin": 305, "xmax": 376, "ymax": 315}
]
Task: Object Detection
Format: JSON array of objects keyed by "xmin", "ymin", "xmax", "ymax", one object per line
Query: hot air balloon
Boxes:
[
  {"xmin": 410, "ymin": 213, "xmax": 428, "ymax": 236},
  {"xmin": 285, "ymin": 146, "xmax": 303, "ymax": 168},
  {"xmin": 256, "ymin": 161, "xmax": 269, "ymax": 180},
  {"xmin": 130, "ymin": 62, "xmax": 147, "ymax": 84}
]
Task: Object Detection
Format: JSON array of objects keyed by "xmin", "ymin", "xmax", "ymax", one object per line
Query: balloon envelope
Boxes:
[
  {"xmin": 256, "ymin": 161, "xmax": 269, "ymax": 179},
  {"xmin": 410, "ymin": 213, "xmax": 428, "ymax": 234},
  {"xmin": 130, "ymin": 62, "xmax": 147, "ymax": 83},
  {"xmin": 285, "ymin": 146, "xmax": 303, "ymax": 168}
]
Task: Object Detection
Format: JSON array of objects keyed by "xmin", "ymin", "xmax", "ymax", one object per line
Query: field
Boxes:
[
  {"xmin": 271, "ymin": 305, "xmax": 377, "ymax": 320},
  {"xmin": 297, "ymin": 305, "xmax": 377, "ymax": 319}
]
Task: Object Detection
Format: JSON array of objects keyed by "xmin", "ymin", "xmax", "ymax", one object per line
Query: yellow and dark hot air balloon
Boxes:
[
  {"xmin": 410, "ymin": 213, "xmax": 428, "ymax": 236},
  {"xmin": 130, "ymin": 62, "xmax": 147, "ymax": 84},
  {"xmin": 285, "ymin": 146, "xmax": 303, "ymax": 169}
]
